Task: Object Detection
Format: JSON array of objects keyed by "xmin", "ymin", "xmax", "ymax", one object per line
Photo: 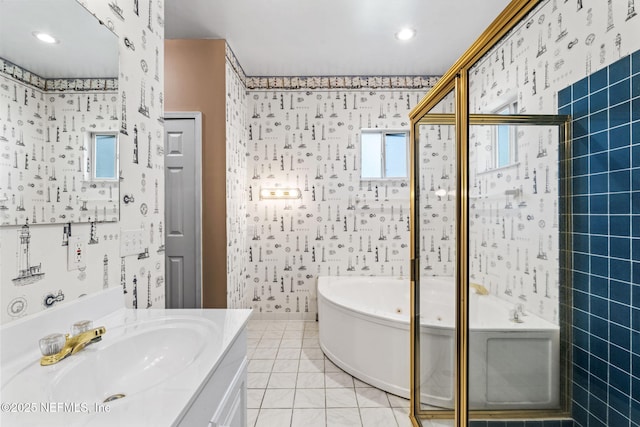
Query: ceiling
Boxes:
[
  {"xmin": 0, "ymin": 0, "xmax": 118, "ymax": 79},
  {"xmin": 165, "ymin": 0, "xmax": 512, "ymax": 77}
]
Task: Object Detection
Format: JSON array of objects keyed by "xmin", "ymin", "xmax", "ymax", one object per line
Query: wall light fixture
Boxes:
[{"xmin": 259, "ymin": 188, "xmax": 301, "ymax": 200}]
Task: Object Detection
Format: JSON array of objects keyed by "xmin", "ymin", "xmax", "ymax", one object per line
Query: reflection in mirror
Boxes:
[{"xmin": 0, "ymin": 0, "xmax": 119, "ymax": 226}]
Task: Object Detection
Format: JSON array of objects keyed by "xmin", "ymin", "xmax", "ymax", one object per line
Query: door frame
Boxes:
[{"xmin": 164, "ymin": 111, "xmax": 203, "ymax": 308}]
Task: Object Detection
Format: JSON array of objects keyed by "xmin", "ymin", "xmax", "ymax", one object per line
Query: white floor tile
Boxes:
[
  {"xmin": 392, "ymin": 407, "xmax": 413, "ymax": 427},
  {"xmin": 276, "ymin": 348, "xmax": 301, "ymax": 360},
  {"xmin": 298, "ymin": 358, "xmax": 324, "ymax": 373},
  {"xmin": 387, "ymin": 394, "xmax": 410, "ymax": 408},
  {"xmin": 248, "ymin": 372, "xmax": 270, "ymax": 389},
  {"xmin": 247, "ymin": 389, "xmax": 265, "ymax": 409},
  {"xmin": 296, "ymin": 372, "xmax": 325, "ymax": 388},
  {"xmin": 293, "ymin": 388, "xmax": 326, "ymax": 408},
  {"xmin": 255, "ymin": 408, "xmax": 292, "ymax": 427},
  {"xmin": 302, "ymin": 337, "xmax": 320, "ymax": 348},
  {"xmin": 353, "ymin": 378, "xmax": 374, "ymax": 388},
  {"xmin": 326, "ymin": 388, "xmax": 358, "ymax": 407},
  {"xmin": 262, "ymin": 330, "xmax": 285, "ymax": 339},
  {"xmin": 300, "ymin": 347, "xmax": 324, "ymax": 360},
  {"xmin": 285, "ymin": 321, "xmax": 306, "ymax": 330},
  {"xmin": 360, "ymin": 407, "xmax": 398, "ymax": 427},
  {"xmin": 261, "ymin": 388, "xmax": 295, "ymax": 409},
  {"xmin": 324, "ymin": 358, "xmax": 343, "ymax": 373},
  {"xmin": 251, "ymin": 347, "xmax": 278, "ymax": 359},
  {"xmin": 272, "ymin": 359, "xmax": 299, "ymax": 373},
  {"xmin": 326, "ymin": 408, "xmax": 362, "ymax": 427},
  {"xmin": 356, "ymin": 387, "xmax": 391, "ymax": 408},
  {"xmin": 325, "ymin": 372, "xmax": 354, "ymax": 388},
  {"xmin": 247, "ymin": 408, "xmax": 259, "ymax": 427},
  {"xmin": 280, "ymin": 338, "xmax": 303, "ymax": 348},
  {"xmin": 291, "ymin": 408, "xmax": 326, "ymax": 427},
  {"xmin": 267, "ymin": 372, "xmax": 297, "ymax": 388},
  {"xmin": 258, "ymin": 338, "xmax": 281, "ymax": 348},
  {"xmin": 248, "ymin": 359, "xmax": 275, "ymax": 373}
]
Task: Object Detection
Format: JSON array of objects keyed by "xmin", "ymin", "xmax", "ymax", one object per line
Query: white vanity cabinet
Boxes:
[{"xmin": 176, "ymin": 328, "xmax": 248, "ymax": 427}]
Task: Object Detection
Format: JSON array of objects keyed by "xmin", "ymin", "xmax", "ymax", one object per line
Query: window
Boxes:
[
  {"xmin": 494, "ymin": 101, "xmax": 518, "ymax": 169},
  {"xmin": 88, "ymin": 132, "xmax": 118, "ymax": 181},
  {"xmin": 360, "ymin": 130, "xmax": 408, "ymax": 179}
]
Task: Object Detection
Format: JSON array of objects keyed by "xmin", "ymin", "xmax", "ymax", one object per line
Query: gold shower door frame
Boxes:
[{"xmin": 409, "ymin": 108, "xmax": 572, "ymax": 426}]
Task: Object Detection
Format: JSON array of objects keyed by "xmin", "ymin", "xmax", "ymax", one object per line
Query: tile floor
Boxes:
[{"xmin": 246, "ymin": 319, "xmax": 416, "ymax": 427}]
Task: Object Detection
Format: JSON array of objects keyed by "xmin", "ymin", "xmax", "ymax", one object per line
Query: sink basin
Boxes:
[
  {"xmin": 1, "ymin": 317, "xmax": 217, "ymax": 406},
  {"xmin": 48, "ymin": 319, "xmax": 212, "ymax": 403}
]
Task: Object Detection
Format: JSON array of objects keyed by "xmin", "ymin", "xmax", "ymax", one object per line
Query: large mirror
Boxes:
[{"xmin": 0, "ymin": 0, "xmax": 120, "ymax": 226}]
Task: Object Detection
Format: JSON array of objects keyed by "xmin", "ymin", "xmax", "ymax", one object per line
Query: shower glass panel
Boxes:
[
  {"xmin": 468, "ymin": 120, "xmax": 569, "ymax": 413},
  {"xmin": 412, "ymin": 88, "xmax": 456, "ymax": 424}
]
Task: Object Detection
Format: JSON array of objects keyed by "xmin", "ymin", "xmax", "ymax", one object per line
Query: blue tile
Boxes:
[
  {"xmin": 573, "ymin": 380, "xmax": 589, "ymax": 408},
  {"xmin": 574, "ymin": 214, "xmax": 589, "ymax": 233},
  {"xmin": 574, "ymin": 233, "xmax": 590, "ymax": 252},
  {"xmin": 590, "ymin": 173, "xmax": 608, "ymax": 194},
  {"xmin": 558, "ymin": 87, "xmax": 572, "ymax": 107},
  {"xmin": 574, "ymin": 252, "xmax": 590, "ymax": 272},
  {"xmin": 610, "ymin": 170, "xmax": 630, "ymax": 193},
  {"xmin": 610, "ymin": 147, "xmax": 630, "ymax": 171},
  {"xmin": 573, "ymin": 118, "xmax": 589, "ymax": 139},
  {"xmin": 611, "ymin": 279, "xmax": 631, "ymax": 305},
  {"xmin": 611, "ymin": 323, "xmax": 631, "ymax": 350},
  {"xmin": 633, "ymin": 49, "xmax": 640, "ymax": 74},
  {"xmin": 634, "ymin": 238, "xmax": 640, "ymax": 261},
  {"xmin": 590, "ymin": 152, "xmax": 608, "ymax": 174},
  {"xmin": 573, "ymin": 135, "xmax": 589, "ymax": 157},
  {"xmin": 590, "ymin": 110, "xmax": 608, "ymax": 134},
  {"xmin": 559, "ymin": 104, "xmax": 571, "ymax": 116},
  {"xmin": 574, "ymin": 76, "xmax": 589, "ymax": 100},
  {"xmin": 633, "ymin": 98, "xmax": 640, "ymax": 121},
  {"xmin": 632, "ymin": 73, "xmax": 640, "ymax": 98},
  {"xmin": 591, "ymin": 295, "xmax": 609, "ymax": 320},
  {"xmin": 611, "ymin": 215, "xmax": 630, "ymax": 236},
  {"xmin": 573, "ymin": 175, "xmax": 588, "ymax": 195},
  {"xmin": 589, "ymin": 393, "xmax": 609, "ymax": 418},
  {"xmin": 589, "ymin": 373, "xmax": 609, "ymax": 402},
  {"xmin": 573, "ymin": 155, "xmax": 589, "ymax": 175},
  {"xmin": 609, "ymin": 78, "xmax": 631, "ymax": 106},
  {"xmin": 590, "ymin": 215, "xmax": 608, "ymax": 235},
  {"xmin": 611, "ymin": 236, "xmax": 630, "ymax": 259},
  {"xmin": 609, "ymin": 101, "xmax": 631, "ymax": 127},
  {"xmin": 634, "ymin": 121, "xmax": 640, "ymax": 145},
  {"xmin": 634, "ymin": 365, "xmax": 640, "ymax": 396},
  {"xmin": 591, "ymin": 254, "xmax": 609, "ymax": 277},
  {"xmin": 633, "ymin": 145, "xmax": 640, "ymax": 168},
  {"xmin": 610, "ymin": 342, "xmax": 631, "ymax": 370},
  {"xmin": 610, "ymin": 364, "xmax": 631, "ymax": 394},
  {"xmin": 635, "ymin": 215, "xmax": 640, "ymax": 238},
  {"xmin": 633, "ymin": 169, "xmax": 640, "ymax": 190},
  {"xmin": 633, "ymin": 307, "xmax": 640, "ymax": 330},
  {"xmin": 590, "ymin": 67, "xmax": 608, "ymax": 92},
  {"xmin": 574, "ymin": 96, "xmax": 589, "ymax": 118},
  {"xmin": 610, "ymin": 193, "xmax": 631, "ymax": 214},
  {"xmin": 609, "ymin": 55, "xmax": 631, "ymax": 82},
  {"xmin": 633, "ymin": 193, "xmax": 640, "ymax": 214},
  {"xmin": 610, "ymin": 258, "xmax": 631, "ymax": 282},
  {"xmin": 573, "ymin": 403, "xmax": 588, "ymax": 427},
  {"xmin": 589, "ymin": 130, "xmax": 608, "ymax": 153},
  {"xmin": 574, "ymin": 308, "xmax": 590, "ymax": 331},
  {"xmin": 631, "ymin": 399, "xmax": 640, "ymax": 427},
  {"xmin": 591, "ymin": 277, "xmax": 608, "ymax": 299},
  {"xmin": 590, "ymin": 194, "xmax": 608, "ymax": 214},
  {"xmin": 608, "ymin": 407, "xmax": 630, "ymax": 427},
  {"xmin": 574, "ymin": 326, "xmax": 589, "ymax": 350},
  {"xmin": 590, "ymin": 235, "xmax": 608, "ymax": 256},
  {"xmin": 573, "ymin": 195, "xmax": 589, "ymax": 214},
  {"xmin": 591, "ymin": 315, "xmax": 608, "ymax": 339},
  {"xmin": 610, "ymin": 124, "xmax": 630, "ymax": 149},
  {"xmin": 589, "ymin": 88, "xmax": 608, "ymax": 113},
  {"xmin": 588, "ymin": 413, "xmax": 607, "ymax": 427},
  {"xmin": 634, "ymin": 284, "xmax": 640, "ymax": 309}
]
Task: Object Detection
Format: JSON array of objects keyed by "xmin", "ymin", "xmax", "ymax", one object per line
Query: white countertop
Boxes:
[{"xmin": 0, "ymin": 288, "xmax": 252, "ymax": 427}]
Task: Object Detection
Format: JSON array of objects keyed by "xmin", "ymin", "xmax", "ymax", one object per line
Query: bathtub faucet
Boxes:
[{"xmin": 470, "ymin": 283, "xmax": 489, "ymax": 295}]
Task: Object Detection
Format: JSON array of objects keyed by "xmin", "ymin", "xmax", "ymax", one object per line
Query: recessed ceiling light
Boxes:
[
  {"xmin": 33, "ymin": 32, "xmax": 58, "ymax": 44},
  {"xmin": 395, "ymin": 28, "xmax": 416, "ymax": 41}
]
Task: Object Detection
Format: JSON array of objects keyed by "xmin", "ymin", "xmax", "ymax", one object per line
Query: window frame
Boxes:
[
  {"xmin": 86, "ymin": 131, "xmax": 119, "ymax": 182},
  {"xmin": 492, "ymin": 100, "xmax": 518, "ymax": 169},
  {"xmin": 360, "ymin": 129, "xmax": 409, "ymax": 181}
]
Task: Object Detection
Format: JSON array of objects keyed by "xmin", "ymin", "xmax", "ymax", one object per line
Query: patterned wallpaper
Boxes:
[
  {"xmin": 226, "ymin": 57, "xmax": 249, "ymax": 309},
  {"xmin": 245, "ymin": 88, "xmax": 430, "ymax": 319},
  {"xmin": 0, "ymin": 0, "xmax": 165, "ymax": 323},
  {"xmin": 0, "ymin": 73, "xmax": 119, "ymax": 226}
]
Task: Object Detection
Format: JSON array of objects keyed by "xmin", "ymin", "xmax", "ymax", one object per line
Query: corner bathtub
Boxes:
[{"xmin": 317, "ymin": 276, "xmax": 560, "ymax": 410}]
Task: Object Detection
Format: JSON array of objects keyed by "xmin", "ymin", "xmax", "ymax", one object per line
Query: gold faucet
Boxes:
[
  {"xmin": 40, "ymin": 327, "xmax": 106, "ymax": 366},
  {"xmin": 470, "ymin": 283, "xmax": 489, "ymax": 295}
]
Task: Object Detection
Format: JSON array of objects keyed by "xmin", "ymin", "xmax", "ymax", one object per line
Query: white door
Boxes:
[{"xmin": 164, "ymin": 114, "xmax": 202, "ymax": 308}]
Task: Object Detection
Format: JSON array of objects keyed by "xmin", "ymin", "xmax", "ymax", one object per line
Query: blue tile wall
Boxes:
[{"xmin": 558, "ymin": 50, "xmax": 640, "ymax": 427}]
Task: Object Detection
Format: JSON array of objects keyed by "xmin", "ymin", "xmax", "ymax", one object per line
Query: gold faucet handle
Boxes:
[{"xmin": 470, "ymin": 283, "xmax": 489, "ymax": 295}]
